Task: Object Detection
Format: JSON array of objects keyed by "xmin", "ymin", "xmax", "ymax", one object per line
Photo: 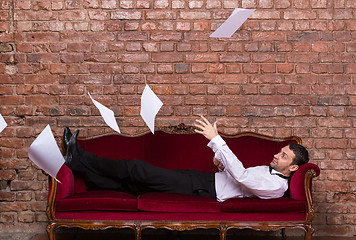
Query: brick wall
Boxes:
[{"xmin": 0, "ymin": 0, "xmax": 355, "ymax": 236}]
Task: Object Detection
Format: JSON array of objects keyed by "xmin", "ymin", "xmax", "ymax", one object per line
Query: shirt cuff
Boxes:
[{"xmin": 207, "ymin": 135, "xmax": 226, "ymax": 152}]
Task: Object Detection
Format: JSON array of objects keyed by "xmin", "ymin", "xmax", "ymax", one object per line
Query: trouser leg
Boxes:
[{"xmin": 69, "ymin": 144, "xmax": 216, "ymax": 198}]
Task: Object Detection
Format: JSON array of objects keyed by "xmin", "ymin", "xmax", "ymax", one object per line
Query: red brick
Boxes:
[
  {"xmin": 183, "ymin": 32, "xmax": 210, "ymax": 41},
  {"xmin": 251, "ymin": 74, "xmax": 282, "ymax": 84},
  {"xmin": 84, "ymin": 54, "xmax": 116, "ymax": 63},
  {"xmin": 174, "ymin": 63, "xmax": 190, "ymax": 73},
  {"xmin": 191, "ymin": 43, "xmax": 208, "ymax": 52},
  {"xmin": 18, "ymin": 212, "xmax": 35, "ymax": 223},
  {"xmin": 171, "ymin": 85, "xmax": 188, "ymax": 94},
  {"xmin": 68, "ymin": 64, "xmax": 89, "ymax": 74},
  {"xmin": 58, "ymin": 10, "xmax": 86, "ymax": 20},
  {"xmin": 160, "ymin": 96, "xmax": 183, "ymax": 106},
  {"xmin": 185, "ymin": 96, "xmax": 208, "ymax": 105},
  {"xmin": 191, "ymin": 63, "xmax": 206, "ymax": 73},
  {"xmin": 220, "ymin": 53, "xmax": 250, "ymax": 63},
  {"xmin": 0, "ymin": 96, "xmax": 25, "ymax": 105},
  {"xmin": 226, "ymin": 64, "xmax": 241, "ymax": 73},
  {"xmin": 151, "ymin": 32, "xmax": 181, "ymax": 41},
  {"xmin": 25, "ymin": 95, "xmax": 58, "ymax": 105},
  {"xmin": 216, "ymin": 74, "xmax": 248, "ymax": 84},
  {"xmin": 151, "ymin": 53, "xmax": 183, "ymax": 62},
  {"xmin": 67, "ymin": 43, "xmax": 91, "ymax": 53},
  {"xmin": 175, "ymin": 106, "xmax": 190, "ymax": 116},
  {"xmin": 250, "ymin": 117, "xmax": 284, "ymax": 127},
  {"xmin": 217, "ymin": 96, "xmax": 249, "ymax": 106},
  {"xmin": 208, "ymin": 64, "xmax": 224, "ymax": 73},
  {"xmin": 157, "ymin": 64, "xmax": 173, "ymax": 73},
  {"xmin": 250, "ymin": 10, "xmax": 280, "ymax": 19},
  {"xmin": 27, "ymin": 53, "xmax": 59, "ymax": 63},
  {"xmin": 181, "ymin": 74, "xmax": 214, "ymax": 84},
  {"xmin": 85, "ymin": 32, "xmax": 115, "ymax": 42},
  {"xmin": 0, "ymin": 170, "xmax": 16, "ymax": 181},
  {"xmin": 102, "ymin": 0, "xmax": 117, "ymax": 8},
  {"xmin": 118, "ymin": 53, "xmax": 149, "ymax": 62},
  {"xmin": 179, "ymin": 11, "xmax": 210, "ymax": 19},
  {"xmin": 124, "ymin": 22, "xmax": 140, "ymax": 31},
  {"xmin": 250, "ymin": 96, "xmax": 284, "ymax": 106},
  {"xmin": 144, "ymin": 10, "xmax": 172, "ymax": 19},
  {"xmin": 253, "ymin": 53, "xmax": 285, "ymax": 63},
  {"xmin": 117, "ymin": 32, "xmax": 147, "ymax": 41},
  {"xmin": 242, "ymin": 85, "xmax": 258, "ymax": 95},
  {"xmin": 146, "ymin": 74, "xmax": 179, "ymax": 84},
  {"xmin": 252, "ymin": 32, "xmax": 285, "ymax": 41},
  {"xmin": 260, "ymin": 64, "xmax": 276, "ymax": 73},
  {"xmin": 244, "ymin": 42, "xmax": 258, "ymax": 52},
  {"xmin": 186, "ymin": 53, "xmax": 218, "ymax": 63},
  {"xmin": 284, "ymin": 10, "xmax": 317, "ymax": 19},
  {"xmin": 59, "ymin": 53, "xmax": 84, "ymax": 63},
  {"xmin": 316, "ymin": 138, "xmax": 349, "ymax": 149}
]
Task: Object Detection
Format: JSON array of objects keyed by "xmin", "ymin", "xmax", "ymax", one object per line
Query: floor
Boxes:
[
  {"xmin": 0, "ymin": 229, "xmax": 353, "ymax": 240},
  {"xmin": 3, "ymin": 229, "xmax": 351, "ymax": 240}
]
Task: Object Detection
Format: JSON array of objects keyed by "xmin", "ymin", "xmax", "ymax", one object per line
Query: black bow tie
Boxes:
[{"xmin": 269, "ymin": 166, "xmax": 289, "ymax": 179}]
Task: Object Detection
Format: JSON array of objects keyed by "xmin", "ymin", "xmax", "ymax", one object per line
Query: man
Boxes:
[{"xmin": 63, "ymin": 116, "xmax": 309, "ymax": 202}]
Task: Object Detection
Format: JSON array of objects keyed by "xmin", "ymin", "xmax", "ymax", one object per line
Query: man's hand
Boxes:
[
  {"xmin": 194, "ymin": 116, "xmax": 219, "ymax": 141},
  {"xmin": 213, "ymin": 157, "xmax": 225, "ymax": 170}
]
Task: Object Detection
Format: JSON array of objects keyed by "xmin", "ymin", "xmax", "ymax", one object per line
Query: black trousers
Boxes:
[{"xmin": 69, "ymin": 146, "xmax": 216, "ymax": 199}]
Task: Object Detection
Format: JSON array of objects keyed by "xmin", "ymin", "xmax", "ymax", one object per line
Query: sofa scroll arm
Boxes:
[
  {"xmin": 304, "ymin": 167, "xmax": 319, "ymax": 238},
  {"xmin": 46, "ymin": 176, "xmax": 57, "ymax": 221}
]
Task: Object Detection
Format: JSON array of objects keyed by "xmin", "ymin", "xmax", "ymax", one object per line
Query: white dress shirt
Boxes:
[{"xmin": 208, "ymin": 135, "xmax": 289, "ymax": 202}]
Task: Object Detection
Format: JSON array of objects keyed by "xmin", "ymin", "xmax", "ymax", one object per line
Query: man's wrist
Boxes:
[{"xmin": 207, "ymin": 135, "xmax": 225, "ymax": 152}]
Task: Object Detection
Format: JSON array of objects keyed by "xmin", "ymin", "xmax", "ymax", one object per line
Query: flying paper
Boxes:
[
  {"xmin": 88, "ymin": 92, "xmax": 121, "ymax": 134},
  {"xmin": 0, "ymin": 113, "xmax": 7, "ymax": 134},
  {"xmin": 28, "ymin": 125, "xmax": 65, "ymax": 182},
  {"xmin": 210, "ymin": 8, "xmax": 256, "ymax": 38},
  {"xmin": 140, "ymin": 85, "xmax": 163, "ymax": 134}
]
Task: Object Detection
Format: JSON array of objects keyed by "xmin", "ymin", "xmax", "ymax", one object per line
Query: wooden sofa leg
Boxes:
[
  {"xmin": 46, "ymin": 223, "xmax": 56, "ymax": 240},
  {"xmin": 304, "ymin": 227, "xmax": 313, "ymax": 240},
  {"xmin": 281, "ymin": 228, "xmax": 286, "ymax": 240},
  {"xmin": 219, "ymin": 225, "xmax": 227, "ymax": 240},
  {"xmin": 135, "ymin": 225, "xmax": 142, "ymax": 240}
]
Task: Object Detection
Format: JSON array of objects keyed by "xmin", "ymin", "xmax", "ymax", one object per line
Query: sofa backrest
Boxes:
[
  {"xmin": 77, "ymin": 131, "xmax": 297, "ymax": 172},
  {"xmin": 52, "ymin": 127, "xmax": 313, "ymax": 200}
]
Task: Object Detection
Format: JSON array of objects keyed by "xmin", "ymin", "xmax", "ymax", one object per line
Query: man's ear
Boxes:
[{"xmin": 289, "ymin": 164, "xmax": 299, "ymax": 172}]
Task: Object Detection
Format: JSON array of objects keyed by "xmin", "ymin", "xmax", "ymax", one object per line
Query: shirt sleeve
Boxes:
[{"xmin": 208, "ymin": 135, "xmax": 287, "ymax": 199}]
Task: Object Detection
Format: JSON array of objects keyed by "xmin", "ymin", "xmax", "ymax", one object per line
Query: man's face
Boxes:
[{"xmin": 270, "ymin": 145, "xmax": 297, "ymax": 175}]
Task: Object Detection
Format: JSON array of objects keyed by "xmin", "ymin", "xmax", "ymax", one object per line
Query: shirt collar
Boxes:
[{"xmin": 269, "ymin": 166, "xmax": 289, "ymax": 179}]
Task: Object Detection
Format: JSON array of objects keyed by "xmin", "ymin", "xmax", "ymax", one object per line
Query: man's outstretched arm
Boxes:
[{"xmin": 195, "ymin": 116, "xmax": 224, "ymax": 170}]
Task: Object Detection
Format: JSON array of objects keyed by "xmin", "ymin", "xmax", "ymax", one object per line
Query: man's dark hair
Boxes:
[{"xmin": 289, "ymin": 143, "xmax": 309, "ymax": 167}]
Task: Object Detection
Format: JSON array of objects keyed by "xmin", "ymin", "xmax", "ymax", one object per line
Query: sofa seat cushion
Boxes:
[
  {"xmin": 138, "ymin": 192, "xmax": 221, "ymax": 213},
  {"xmin": 55, "ymin": 190, "xmax": 137, "ymax": 212},
  {"xmin": 221, "ymin": 197, "xmax": 305, "ymax": 213}
]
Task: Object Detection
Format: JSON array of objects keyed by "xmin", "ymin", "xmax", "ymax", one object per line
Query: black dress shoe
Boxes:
[
  {"xmin": 62, "ymin": 127, "xmax": 72, "ymax": 151},
  {"xmin": 64, "ymin": 130, "xmax": 79, "ymax": 168}
]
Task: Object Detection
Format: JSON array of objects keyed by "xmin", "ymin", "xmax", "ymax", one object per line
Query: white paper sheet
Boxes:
[
  {"xmin": 140, "ymin": 85, "xmax": 163, "ymax": 134},
  {"xmin": 210, "ymin": 8, "xmax": 256, "ymax": 38},
  {"xmin": 0, "ymin": 113, "xmax": 7, "ymax": 134},
  {"xmin": 88, "ymin": 92, "xmax": 121, "ymax": 134},
  {"xmin": 28, "ymin": 125, "xmax": 65, "ymax": 183}
]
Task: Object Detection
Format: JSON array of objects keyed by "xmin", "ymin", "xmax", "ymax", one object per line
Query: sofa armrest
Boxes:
[
  {"xmin": 289, "ymin": 162, "xmax": 320, "ymax": 223},
  {"xmin": 289, "ymin": 163, "xmax": 320, "ymax": 202},
  {"xmin": 46, "ymin": 164, "xmax": 75, "ymax": 220}
]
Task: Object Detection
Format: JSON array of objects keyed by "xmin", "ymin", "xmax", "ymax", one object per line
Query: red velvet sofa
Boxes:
[{"xmin": 46, "ymin": 124, "xmax": 320, "ymax": 240}]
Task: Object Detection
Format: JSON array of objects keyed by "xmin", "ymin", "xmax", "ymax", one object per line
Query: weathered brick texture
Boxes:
[{"xmin": 0, "ymin": 0, "xmax": 355, "ymax": 236}]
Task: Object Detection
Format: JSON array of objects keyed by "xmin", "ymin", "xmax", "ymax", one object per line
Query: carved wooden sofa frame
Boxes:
[{"xmin": 45, "ymin": 124, "xmax": 320, "ymax": 240}]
